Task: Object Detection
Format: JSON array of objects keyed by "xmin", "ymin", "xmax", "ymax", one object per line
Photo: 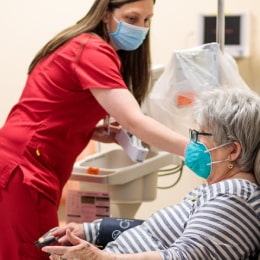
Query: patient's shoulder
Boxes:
[{"xmin": 192, "ymin": 179, "xmax": 259, "ymax": 210}]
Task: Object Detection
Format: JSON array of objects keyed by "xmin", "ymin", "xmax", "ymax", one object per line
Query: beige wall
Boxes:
[
  {"xmin": 0, "ymin": 0, "xmax": 259, "ymax": 219},
  {"xmin": 0, "ymin": 0, "xmax": 95, "ymax": 124}
]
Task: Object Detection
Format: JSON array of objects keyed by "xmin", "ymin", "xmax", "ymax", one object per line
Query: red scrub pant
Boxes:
[{"xmin": 0, "ymin": 167, "xmax": 59, "ymax": 260}]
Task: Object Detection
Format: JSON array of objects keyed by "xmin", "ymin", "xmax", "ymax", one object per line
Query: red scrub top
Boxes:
[{"xmin": 0, "ymin": 33, "xmax": 127, "ymax": 205}]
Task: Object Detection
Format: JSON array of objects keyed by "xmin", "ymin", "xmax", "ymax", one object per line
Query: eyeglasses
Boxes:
[{"xmin": 189, "ymin": 129, "xmax": 212, "ymax": 143}]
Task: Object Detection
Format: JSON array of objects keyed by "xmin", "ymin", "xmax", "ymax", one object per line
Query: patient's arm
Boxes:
[
  {"xmin": 42, "ymin": 229, "xmax": 162, "ymax": 260},
  {"xmin": 43, "ymin": 193, "xmax": 259, "ymax": 259},
  {"xmin": 103, "ymin": 195, "xmax": 259, "ymax": 259},
  {"xmin": 152, "ymin": 195, "xmax": 260, "ymax": 259}
]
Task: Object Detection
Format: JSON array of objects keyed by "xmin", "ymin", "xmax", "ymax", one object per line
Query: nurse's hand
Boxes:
[
  {"xmin": 42, "ymin": 229, "xmax": 115, "ymax": 260},
  {"xmin": 92, "ymin": 123, "xmax": 121, "ymax": 143},
  {"xmin": 49, "ymin": 223, "xmax": 85, "ymax": 245}
]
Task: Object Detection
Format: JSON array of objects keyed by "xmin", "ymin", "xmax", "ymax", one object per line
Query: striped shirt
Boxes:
[{"xmin": 84, "ymin": 179, "xmax": 260, "ymax": 259}]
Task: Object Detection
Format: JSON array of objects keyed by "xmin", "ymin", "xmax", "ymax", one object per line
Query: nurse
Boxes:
[{"xmin": 0, "ymin": 0, "xmax": 187, "ymax": 259}]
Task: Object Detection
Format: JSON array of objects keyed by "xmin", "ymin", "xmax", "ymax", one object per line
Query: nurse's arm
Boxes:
[{"xmin": 90, "ymin": 88, "xmax": 188, "ymax": 156}]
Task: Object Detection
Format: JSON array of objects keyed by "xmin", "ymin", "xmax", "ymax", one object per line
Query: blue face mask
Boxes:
[
  {"xmin": 184, "ymin": 141, "xmax": 231, "ymax": 179},
  {"xmin": 109, "ymin": 17, "xmax": 149, "ymax": 51}
]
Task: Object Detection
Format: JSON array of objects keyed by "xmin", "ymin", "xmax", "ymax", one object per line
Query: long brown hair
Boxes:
[{"xmin": 28, "ymin": 0, "xmax": 155, "ymax": 104}]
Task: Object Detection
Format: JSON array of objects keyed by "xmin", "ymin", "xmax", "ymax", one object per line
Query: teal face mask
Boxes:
[
  {"xmin": 184, "ymin": 141, "xmax": 231, "ymax": 179},
  {"xmin": 185, "ymin": 141, "xmax": 212, "ymax": 179},
  {"xmin": 109, "ymin": 17, "xmax": 149, "ymax": 51}
]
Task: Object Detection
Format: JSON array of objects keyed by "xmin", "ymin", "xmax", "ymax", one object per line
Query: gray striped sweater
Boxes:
[{"xmin": 84, "ymin": 179, "xmax": 260, "ymax": 259}]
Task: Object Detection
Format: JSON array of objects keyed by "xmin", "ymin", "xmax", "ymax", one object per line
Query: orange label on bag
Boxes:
[
  {"xmin": 87, "ymin": 167, "xmax": 100, "ymax": 175},
  {"xmin": 176, "ymin": 92, "xmax": 195, "ymax": 107}
]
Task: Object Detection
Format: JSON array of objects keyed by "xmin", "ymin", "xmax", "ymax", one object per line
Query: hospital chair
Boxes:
[{"xmin": 96, "ymin": 217, "xmax": 260, "ymax": 259}]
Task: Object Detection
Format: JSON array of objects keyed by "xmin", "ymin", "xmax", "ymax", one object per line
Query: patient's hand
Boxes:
[
  {"xmin": 50, "ymin": 223, "xmax": 85, "ymax": 245},
  {"xmin": 42, "ymin": 229, "xmax": 116, "ymax": 260}
]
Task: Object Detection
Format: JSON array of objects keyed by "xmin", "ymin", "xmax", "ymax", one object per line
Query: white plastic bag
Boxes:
[{"xmin": 143, "ymin": 43, "xmax": 249, "ymax": 136}]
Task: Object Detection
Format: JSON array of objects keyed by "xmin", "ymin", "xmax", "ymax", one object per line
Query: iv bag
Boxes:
[{"xmin": 143, "ymin": 43, "xmax": 249, "ymax": 136}]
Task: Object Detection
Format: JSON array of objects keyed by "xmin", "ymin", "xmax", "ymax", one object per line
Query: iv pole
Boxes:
[
  {"xmin": 216, "ymin": 0, "xmax": 225, "ymax": 85},
  {"xmin": 217, "ymin": 0, "xmax": 225, "ymax": 51}
]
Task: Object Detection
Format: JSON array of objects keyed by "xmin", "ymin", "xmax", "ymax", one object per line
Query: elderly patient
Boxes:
[{"xmin": 43, "ymin": 88, "xmax": 260, "ymax": 260}]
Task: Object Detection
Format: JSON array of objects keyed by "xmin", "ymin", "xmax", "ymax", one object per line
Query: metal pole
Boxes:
[{"xmin": 217, "ymin": 0, "xmax": 225, "ymax": 51}]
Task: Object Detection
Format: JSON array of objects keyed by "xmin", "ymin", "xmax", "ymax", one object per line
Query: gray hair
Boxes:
[{"xmin": 194, "ymin": 88, "xmax": 260, "ymax": 184}]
